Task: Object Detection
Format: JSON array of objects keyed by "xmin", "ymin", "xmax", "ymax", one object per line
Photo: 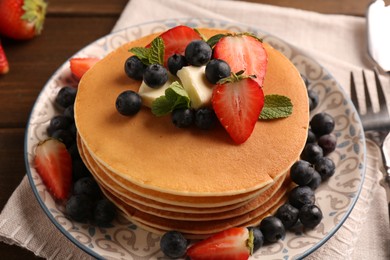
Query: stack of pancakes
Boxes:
[{"xmin": 74, "ymin": 28, "xmax": 309, "ymax": 238}]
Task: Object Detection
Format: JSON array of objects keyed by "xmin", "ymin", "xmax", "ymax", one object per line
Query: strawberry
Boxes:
[
  {"xmin": 0, "ymin": 41, "xmax": 9, "ymax": 74},
  {"xmin": 34, "ymin": 139, "xmax": 72, "ymax": 200},
  {"xmin": 0, "ymin": 0, "xmax": 47, "ymax": 40},
  {"xmin": 187, "ymin": 227, "xmax": 252, "ymax": 260},
  {"xmin": 212, "ymin": 73, "xmax": 264, "ymax": 144},
  {"xmin": 69, "ymin": 57, "xmax": 100, "ymax": 81},
  {"xmin": 213, "ymin": 34, "xmax": 268, "ymax": 87},
  {"xmin": 150, "ymin": 25, "xmax": 202, "ymax": 67}
]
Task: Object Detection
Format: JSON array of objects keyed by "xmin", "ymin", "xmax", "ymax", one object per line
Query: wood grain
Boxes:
[{"xmin": 0, "ymin": 0, "xmax": 369, "ymax": 259}]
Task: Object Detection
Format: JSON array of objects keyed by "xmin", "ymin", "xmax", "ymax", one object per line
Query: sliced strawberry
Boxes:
[
  {"xmin": 187, "ymin": 227, "xmax": 251, "ymax": 260},
  {"xmin": 0, "ymin": 41, "xmax": 9, "ymax": 74},
  {"xmin": 149, "ymin": 25, "xmax": 202, "ymax": 67},
  {"xmin": 34, "ymin": 139, "xmax": 72, "ymax": 200},
  {"xmin": 69, "ymin": 57, "xmax": 100, "ymax": 81},
  {"xmin": 213, "ymin": 34, "xmax": 268, "ymax": 87},
  {"xmin": 212, "ymin": 75, "xmax": 264, "ymax": 144}
]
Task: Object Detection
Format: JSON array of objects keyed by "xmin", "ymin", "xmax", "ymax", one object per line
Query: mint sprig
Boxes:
[
  {"xmin": 151, "ymin": 82, "xmax": 191, "ymax": 116},
  {"xmin": 129, "ymin": 36, "xmax": 165, "ymax": 65},
  {"xmin": 259, "ymin": 94, "xmax": 293, "ymax": 120}
]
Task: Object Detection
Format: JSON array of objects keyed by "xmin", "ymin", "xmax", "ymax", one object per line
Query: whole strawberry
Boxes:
[{"xmin": 0, "ymin": 0, "xmax": 47, "ymax": 40}]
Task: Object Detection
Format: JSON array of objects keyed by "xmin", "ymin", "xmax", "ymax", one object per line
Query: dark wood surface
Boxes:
[{"xmin": 0, "ymin": 0, "xmax": 372, "ymax": 258}]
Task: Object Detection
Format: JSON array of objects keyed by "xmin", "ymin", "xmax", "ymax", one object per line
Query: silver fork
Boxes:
[{"xmin": 350, "ymin": 69, "xmax": 390, "ymax": 215}]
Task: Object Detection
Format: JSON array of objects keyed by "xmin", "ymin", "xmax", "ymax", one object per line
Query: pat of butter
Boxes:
[{"xmin": 138, "ymin": 73, "xmax": 176, "ymax": 108}]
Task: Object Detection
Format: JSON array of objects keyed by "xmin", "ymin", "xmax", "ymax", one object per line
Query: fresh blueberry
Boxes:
[
  {"xmin": 248, "ymin": 227, "xmax": 264, "ymax": 252},
  {"xmin": 315, "ymin": 157, "xmax": 336, "ymax": 181},
  {"xmin": 72, "ymin": 159, "xmax": 91, "ymax": 181},
  {"xmin": 290, "ymin": 160, "xmax": 315, "ymax": 186},
  {"xmin": 299, "ymin": 204, "xmax": 323, "ymax": 229},
  {"xmin": 55, "ymin": 86, "xmax": 77, "ymax": 109},
  {"xmin": 275, "ymin": 203, "xmax": 299, "ymax": 229},
  {"xmin": 63, "ymin": 104, "xmax": 75, "ymax": 121},
  {"xmin": 195, "ymin": 107, "xmax": 217, "ymax": 130},
  {"xmin": 47, "ymin": 115, "xmax": 72, "ymax": 136},
  {"xmin": 185, "ymin": 40, "xmax": 212, "ymax": 66},
  {"xmin": 259, "ymin": 216, "xmax": 285, "ymax": 243},
  {"xmin": 307, "ymin": 170, "xmax": 322, "ymax": 190},
  {"xmin": 306, "ymin": 129, "xmax": 316, "ymax": 144},
  {"xmin": 143, "ymin": 64, "xmax": 168, "ymax": 88},
  {"xmin": 116, "ymin": 90, "xmax": 142, "ymax": 116},
  {"xmin": 318, "ymin": 134, "xmax": 337, "ymax": 155},
  {"xmin": 288, "ymin": 186, "xmax": 315, "ymax": 209},
  {"xmin": 74, "ymin": 177, "xmax": 101, "ymax": 200},
  {"xmin": 310, "ymin": 112, "xmax": 335, "ymax": 137},
  {"xmin": 172, "ymin": 108, "xmax": 194, "ymax": 128},
  {"xmin": 93, "ymin": 199, "xmax": 117, "ymax": 227},
  {"xmin": 69, "ymin": 123, "xmax": 77, "ymax": 139},
  {"xmin": 160, "ymin": 231, "xmax": 188, "ymax": 258},
  {"xmin": 301, "ymin": 143, "xmax": 323, "ymax": 164},
  {"xmin": 51, "ymin": 129, "xmax": 74, "ymax": 148},
  {"xmin": 168, "ymin": 54, "xmax": 188, "ymax": 76},
  {"xmin": 205, "ymin": 59, "xmax": 231, "ymax": 84},
  {"xmin": 65, "ymin": 194, "xmax": 93, "ymax": 223},
  {"xmin": 308, "ymin": 90, "xmax": 319, "ymax": 111},
  {"xmin": 124, "ymin": 56, "xmax": 146, "ymax": 80},
  {"xmin": 68, "ymin": 143, "xmax": 81, "ymax": 160}
]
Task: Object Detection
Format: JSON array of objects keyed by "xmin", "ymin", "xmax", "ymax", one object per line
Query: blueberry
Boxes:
[
  {"xmin": 116, "ymin": 90, "xmax": 142, "ymax": 116},
  {"xmin": 310, "ymin": 112, "xmax": 335, "ymax": 137},
  {"xmin": 290, "ymin": 160, "xmax": 315, "ymax": 186},
  {"xmin": 275, "ymin": 203, "xmax": 299, "ymax": 229},
  {"xmin": 143, "ymin": 64, "xmax": 168, "ymax": 88},
  {"xmin": 185, "ymin": 40, "xmax": 212, "ymax": 66},
  {"xmin": 168, "ymin": 54, "xmax": 188, "ymax": 76},
  {"xmin": 288, "ymin": 186, "xmax": 315, "ymax": 209},
  {"xmin": 315, "ymin": 157, "xmax": 336, "ymax": 181},
  {"xmin": 318, "ymin": 134, "xmax": 337, "ymax": 155},
  {"xmin": 308, "ymin": 90, "xmax": 319, "ymax": 111},
  {"xmin": 160, "ymin": 231, "xmax": 188, "ymax": 258},
  {"xmin": 63, "ymin": 104, "xmax": 75, "ymax": 121},
  {"xmin": 301, "ymin": 143, "xmax": 323, "ymax": 164},
  {"xmin": 205, "ymin": 59, "xmax": 231, "ymax": 84},
  {"xmin": 248, "ymin": 227, "xmax": 264, "ymax": 252},
  {"xmin": 72, "ymin": 159, "xmax": 91, "ymax": 181},
  {"xmin": 74, "ymin": 177, "xmax": 101, "ymax": 200},
  {"xmin": 55, "ymin": 86, "xmax": 77, "ymax": 109},
  {"xmin": 47, "ymin": 115, "xmax": 72, "ymax": 136},
  {"xmin": 299, "ymin": 204, "xmax": 323, "ymax": 229},
  {"xmin": 66, "ymin": 194, "xmax": 93, "ymax": 222},
  {"xmin": 307, "ymin": 170, "xmax": 322, "ymax": 190},
  {"xmin": 93, "ymin": 199, "xmax": 117, "ymax": 227},
  {"xmin": 172, "ymin": 108, "xmax": 194, "ymax": 128},
  {"xmin": 259, "ymin": 216, "xmax": 285, "ymax": 243},
  {"xmin": 51, "ymin": 129, "xmax": 74, "ymax": 148},
  {"xmin": 306, "ymin": 129, "xmax": 316, "ymax": 144},
  {"xmin": 300, "ymin": 74, "xmax": 310, "ymax": 88},
  {"xmin": 124, "ymin": 56, "xmax": 146, "ymax": 80},
  {"xmin": 195, "ymin": 107, "xmax": 216, "ymax": 130},
  {"xmin": 69, "ymin": 123, "xmax": 77, "ymax": 139},
  {"xmin": 68, "ymin": 143, "xmax": 81, "ymax": 160}
]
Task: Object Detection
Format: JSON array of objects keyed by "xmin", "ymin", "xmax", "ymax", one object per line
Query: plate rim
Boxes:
[{"xmin": 24, "ymin": 17, "xmax": 367, "ymax": 260}]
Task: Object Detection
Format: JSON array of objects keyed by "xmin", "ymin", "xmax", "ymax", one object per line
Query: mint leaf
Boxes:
[
  {"xmin": 130, "ymin": 47, "xmax": 150, "ymax": 64},
  {"xmin": 151, "ymin": 82, "xmax": 191, "ymax": 116},
  {"xmin": 149, "ymin": 37, "xmax": 164, "ymax": 65},
  {"xmin": 259, "ymin": 94, "xmax": 293, "ymax": 120}
]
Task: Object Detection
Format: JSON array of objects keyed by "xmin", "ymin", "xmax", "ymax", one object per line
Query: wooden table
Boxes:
[{"xmin": 0, "ymin": 0, "xmax": 372, "ymax": 258}]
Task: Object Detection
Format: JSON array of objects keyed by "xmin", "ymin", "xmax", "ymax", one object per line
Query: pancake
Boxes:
[{"xmin": 74, "ymin": 28, "xmax": 309, "ymax": 196}]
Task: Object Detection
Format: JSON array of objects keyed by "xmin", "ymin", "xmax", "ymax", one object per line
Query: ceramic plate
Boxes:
[{"xmin": 25, "ymin": 18, "xmax": 366, "ymax": 259}]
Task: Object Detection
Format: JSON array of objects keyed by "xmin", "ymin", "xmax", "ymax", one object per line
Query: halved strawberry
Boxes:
[
  {"xmin": 0, "ymin": 41, "xmax": 9, "ymax": 74},
  {"xmin": 213, "ymin": 34, "xmax": 268, "ymax": 87},
  {"xmin": 34, "ymin": 139, "xmax": 72, "ymax": 200},
  {"xmin": 69, "ymin": 57, "xmax": 100, "ymax": 81},
  {"xmin": 187, "ymin": 227, "xmax": 252, "ymax": 260},
  {"xmin": 150, "ymin": 25, "xmax": 202, "ymax": 66},
  {"xmin": 212, "ymin": 74, "xmax": 264, "ymax": 144}
]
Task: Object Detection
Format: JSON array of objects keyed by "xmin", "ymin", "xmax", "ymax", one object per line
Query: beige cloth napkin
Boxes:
[{"xmin": 1, "ymin": 0, "xmax": 389, "ymax": 259}]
